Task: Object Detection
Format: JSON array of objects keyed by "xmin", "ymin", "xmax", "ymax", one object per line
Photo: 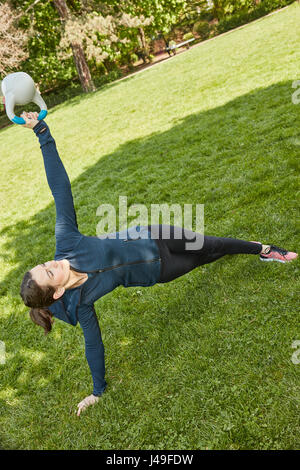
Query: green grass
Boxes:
[{"xmin": 0, "ymin": 3, "xmax": 300, "ymax": 450}]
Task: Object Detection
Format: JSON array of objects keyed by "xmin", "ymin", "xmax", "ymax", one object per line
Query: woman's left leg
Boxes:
[{"xmin": 149, "ymin": 225, "xmax": 262, "ymax": 283}]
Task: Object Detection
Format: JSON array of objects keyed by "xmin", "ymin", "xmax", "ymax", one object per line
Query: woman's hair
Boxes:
[
  {"xmin": 20, "ymin": 271, "xmax": 56, "ymax": 308},
  {"xmin": 20, "ymin": 271, "xmax": 56, "ymax": 334},
  {"xmin": 29, "ymin": 307, "xmax": 54, "ymax": 335}
]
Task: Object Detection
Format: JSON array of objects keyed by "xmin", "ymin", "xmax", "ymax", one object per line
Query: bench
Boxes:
[{"xmin": 166, "ymin": 38, "xmax": 195, "ymax": 56}]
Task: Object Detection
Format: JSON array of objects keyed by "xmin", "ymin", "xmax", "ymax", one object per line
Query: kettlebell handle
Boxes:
[
  {"xmin": 6, "ymin": 89, "xmax": 48, "ymax": 125},
  {"xmin": 12, "ymin": 109, "xmax": 48, "ymax": 125}
]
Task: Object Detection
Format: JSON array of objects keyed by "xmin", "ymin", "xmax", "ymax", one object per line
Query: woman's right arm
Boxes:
[{"xmin": 77, "ymin": 303, "xmax": 107, "ymax": 398}]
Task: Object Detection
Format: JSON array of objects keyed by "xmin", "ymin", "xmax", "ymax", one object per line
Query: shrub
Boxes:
[
  {"xmin": 216, "ymin": 0, "xmax": 295, "ymax": 34},
  {"xmin": 130, "ymin": 53, "xmax": 139, "ymax": 64},
  {"xmin": 183, "ymin": 32, "xmax": 195, "ymax": 41},
  {"xmin": 92, "ymin": 61, "xmax": 107, "ymax": 77},
  {"xmin": 199, "ymin": 10, "xmax": 215, "ymax": 22},
  {"xmin": 194, "ymin": 21, "xmax": 211, "ymax": 40}
]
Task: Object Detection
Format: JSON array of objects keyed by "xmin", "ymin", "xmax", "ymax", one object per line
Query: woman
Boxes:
[{"xmin": 19, "ymin": 111, "xmax": 297, "ymax": 416}]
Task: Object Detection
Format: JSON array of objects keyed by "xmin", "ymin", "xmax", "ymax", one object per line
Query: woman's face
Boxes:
[{"xmin": 30, "ymin": 259, "xmax": 70, "ymax": 291}]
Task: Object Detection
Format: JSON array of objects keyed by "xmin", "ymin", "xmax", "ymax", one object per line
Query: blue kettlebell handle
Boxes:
[{"xmin": 12, "ymin": 109, "xmax": 48, "ymax": 125}]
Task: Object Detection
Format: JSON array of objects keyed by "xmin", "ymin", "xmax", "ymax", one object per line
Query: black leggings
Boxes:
[{"xmin": 148, "ymin": 225, "xmax": 262, "ymax": 283}]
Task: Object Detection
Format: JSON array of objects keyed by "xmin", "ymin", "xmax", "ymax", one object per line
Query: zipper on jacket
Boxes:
[{"xmin": 71, "ymin": 257, "xmax": 161, "ymax": 274}]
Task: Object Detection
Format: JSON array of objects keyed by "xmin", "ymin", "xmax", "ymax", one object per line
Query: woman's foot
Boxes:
[{"xmin": 257, "ymin": 244, "xmax": 298, "ymax": 263}]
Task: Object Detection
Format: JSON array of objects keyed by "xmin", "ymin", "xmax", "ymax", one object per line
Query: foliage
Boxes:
[
  {"xmin": 6, "ymin": 0, "xmax": 76, "ymax": 91},
  {"xmin": 193, "ymin": 20, "xmax": 211, "ymax": 39},
  {"xmin": 211, "ymin": 0, "xmax": 296, "ymax": 20},
  {"xmin": 0, "ymin": 1, "xmax": 31, "ymax": 75},
  {"xmin": 58, "ymin": 11, "xmax": 153, "ymax": 65},
  {"xmin": 0, "ymin": 0, "xmax": 297, "ymax": 93},
  {"xmin": 215, "ymin": 0, "xmax": 295, "ymax": 33},
  {"xmin": 117, "ymin": 0, "xmax": 187, "ymax": 35},
  {"xmin": 182, "ymin": 31, "xmax": 195, "ymax": 40}
]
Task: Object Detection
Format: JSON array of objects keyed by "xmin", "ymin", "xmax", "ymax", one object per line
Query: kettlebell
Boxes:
[{"xmin": 0, "ymin": 72, "xmax": 47, "ymax": 125}]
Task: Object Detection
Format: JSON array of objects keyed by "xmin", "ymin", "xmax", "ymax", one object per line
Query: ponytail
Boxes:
[{"xmin": 29, "ymin": 307, "xmax": 54, "ymax": 335}]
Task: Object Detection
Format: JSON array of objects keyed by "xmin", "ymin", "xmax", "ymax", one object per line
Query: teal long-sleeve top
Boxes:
[{"xmin": 33, "ymin": 120, "xmax": 161, "ymax": 396}]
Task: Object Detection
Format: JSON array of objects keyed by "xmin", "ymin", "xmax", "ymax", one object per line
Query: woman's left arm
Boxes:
[
  {"xmin": 21, "ymin": 112, "xmax": 81, "ymax": 253},
  {"xmin": 77, "ymin": 303, "xmax": 107, "ymax": 416}
]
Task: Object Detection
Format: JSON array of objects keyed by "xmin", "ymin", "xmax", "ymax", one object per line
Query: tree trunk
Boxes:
[
  {"xmin": 212, "ymin": 0, "xmax": 224, "ymax": 21},
  {"xmin": 53, "ymin": 0, "xmax": 96, "ymax": 93},
  {"xmin": 70, "ymin": 43, "xmax": 96, "ymax": 93},
  {"xmin": 138, "ymin": 27, "xmax": 149, "ymax": 63}
]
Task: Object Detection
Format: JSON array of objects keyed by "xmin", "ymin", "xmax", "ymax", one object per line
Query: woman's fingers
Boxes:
[
  {"xmin": 77, "ymin": 404, "xmax": 84, "ymax": 417},
  {"xmin": 21, "ymin": 112, "xmax": 29, "ymax": 122},
  {"xmin": 77, "ymin": 401, "xmax": 87, "ymax": 417},
  {"xmin": 76, "ymin": 399, "xmax": 85, "ymax": 417},
  {"xmin": 21, "ymin": 111, "xmax": 39, "ymax": 119},
  {"xmin": 76, "ymin": 394, "xmax": 99, "ymax": 417},
  {"xmin": 20, "ymin": 111, "xmax": 39, "ymax": 128}
]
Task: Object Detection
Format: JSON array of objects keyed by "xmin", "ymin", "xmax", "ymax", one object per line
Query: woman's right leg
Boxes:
[{"xmin": 149, "ymin": 225, "xmax": 262, "ymax": 255}]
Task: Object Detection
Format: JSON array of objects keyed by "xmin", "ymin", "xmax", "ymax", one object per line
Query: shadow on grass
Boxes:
[{"xmin": 0, "ymin": 81, "xmax": 299, "ymax": 448}]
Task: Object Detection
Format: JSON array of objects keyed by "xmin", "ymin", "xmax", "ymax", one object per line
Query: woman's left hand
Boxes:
[
  {"xmin": 20, "ymin": 111, "xmax": 39, "ymax": 129},
  {"xmin": 76, "ymin": 394, "xmax": 99, "ymax": 416}
]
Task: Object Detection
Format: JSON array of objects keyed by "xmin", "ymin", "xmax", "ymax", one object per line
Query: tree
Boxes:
[
  {"xmin": 176, "ymin": 1, "xmax": 211, "ymax": 32},
  {"xmin": 8, "ymin": 0, "xmax": 77, "ymax": 91},
  {"xmin": 210, "ymin": 0, "xmax": 259, "ymax": 20},
  {"xmin": 53, "ymin": 0, "xmax": 96, "ymax": 92},
  {"xmin": 118, "ymin": 0, "xmax": 187, "ymax": 37},
  {"xmin": 92, "ymin": 0, "xmax": 187, "ymax": 56},
  {"xmin": 58, "ymin": 9, "xmax": 154, "ymax": 69},
  {"xmin": 0, "ymin": 1, "xmax": 31, "ymax": 76}
]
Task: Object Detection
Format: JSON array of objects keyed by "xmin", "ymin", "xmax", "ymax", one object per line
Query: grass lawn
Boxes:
[{"xmin": 0, "ymin": 3, "xmax": 299, "ymax": 450}]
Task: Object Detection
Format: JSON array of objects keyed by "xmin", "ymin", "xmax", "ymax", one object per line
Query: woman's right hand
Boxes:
[
  {"xmin": 76, "ymin": 394, "xmax": 100, "ymax": 416},
  {"xmin": 20, "ymin": 111, "xmax": 39, "ymax": 129}
]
